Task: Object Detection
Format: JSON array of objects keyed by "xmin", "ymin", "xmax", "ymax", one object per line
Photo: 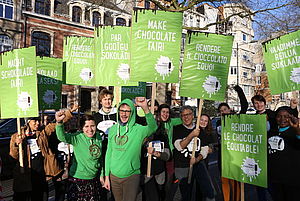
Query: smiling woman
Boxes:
[
  {"xmin": 81, "ymin": 118, "xmax": 96, "ymax": 138},
  {"xmin": 55, "ymin": 113, "xmax": 104, "ymax": 201}
]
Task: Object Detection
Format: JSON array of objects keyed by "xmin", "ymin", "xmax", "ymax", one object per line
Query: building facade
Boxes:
[
  {"xmin": 15, "ymin": 0, "xmax": 130, "ymax": 113},
  {"xmin": 0, "ymin": 0, "xmax": 23, "ymax": 52},
  {"xmin": 135, "ymin": 1, "xmax": 257, "ymax": 109},
  {"xmin": 2, "ymin": 1, "xmax": 278, "ymax": 113},
  {"xmin": 217, "ymin": 3, "xmax": 256, "ymax": 111}
]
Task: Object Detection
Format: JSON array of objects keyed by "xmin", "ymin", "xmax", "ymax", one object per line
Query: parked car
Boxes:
[
  {"xmin": 211, "ymin": 116, "xmax": 220, "ymax": 132},
  {"xmin": 0, "ymin": 110, "xmax": 82, "ymax": 180},
  {"xmin": 0, "ymin": 118, "xmax": 25, "ymax": 180}
]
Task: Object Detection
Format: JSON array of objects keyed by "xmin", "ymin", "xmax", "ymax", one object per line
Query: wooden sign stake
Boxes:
[
  {"xmin": 17, "ymin": 118, "xmax": 24, "ymax": 167},
  {"xmin": 188, "ymin": 99, "xmax": 203, "ymax": 184}
]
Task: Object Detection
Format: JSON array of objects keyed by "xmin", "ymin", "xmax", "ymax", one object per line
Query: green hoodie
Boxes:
[
  {"xmin": 105, "ymin": 99, "xmax": 157, "ymax": 178},
  {"xmin": 56, "ymin": 124, "xmax": 103, "ymax": 180},
  {"xmin": 164, "ymin": 118, "xmax": 182, "ymax": 151}
]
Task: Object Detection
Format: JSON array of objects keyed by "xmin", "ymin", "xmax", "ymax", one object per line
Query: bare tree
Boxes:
[
  {"xmin": 90, "ymin": 0, "xmax": 298, "ymax": 37},
  {"xmin": 242, "ymin": 0, "xmax": 300, "ymax": 39},
  {"xmin": 139, "ymin": 0, "xmax": 298, "ymax": 33}
]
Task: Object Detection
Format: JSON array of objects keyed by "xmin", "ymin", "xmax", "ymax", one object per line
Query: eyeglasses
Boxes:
[
  {"xmin": 119, "ymin": 110, "xmax": 131, "ymax": 114},
  {"xmin": 181, "ymin": 112, "xmax": 193, "ymax": 117}
]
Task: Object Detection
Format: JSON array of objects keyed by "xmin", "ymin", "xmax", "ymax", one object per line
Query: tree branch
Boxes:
[{"xmin": 197, "ymin": 2, "xmax": 297, "ymax": 31}]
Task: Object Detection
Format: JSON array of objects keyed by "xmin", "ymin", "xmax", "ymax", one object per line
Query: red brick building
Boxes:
[{"xmin": 12, "ymin": 0, "xmax": 131, "ymax": 112}]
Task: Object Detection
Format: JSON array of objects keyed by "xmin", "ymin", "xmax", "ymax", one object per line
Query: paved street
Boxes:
[{"xmin": 1, "ymin": 152, "xmax": 260, "ymax": 201}]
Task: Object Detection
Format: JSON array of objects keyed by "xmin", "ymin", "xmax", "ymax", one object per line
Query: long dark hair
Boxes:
[
  {"xmin": 201, "ymin": 114, "xmax": 212, "ymax": 135},
  {"xmin": 79, "ymin": 115, "xmax": 95, "ymax": 130},
  {"xmin": 157, "ymin": 104, "xmax": 170, "ymax": 123}
]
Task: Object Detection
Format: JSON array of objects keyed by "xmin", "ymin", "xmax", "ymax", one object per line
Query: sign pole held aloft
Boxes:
[
  {"xmin": 146, "ymin": 142, "xmax": 153, "ymax": 177},
  {"xmin": 150, "ymin": 83, "xmax": 157, "ymax": 114},
  {"xmin": 147, "ymin": 82, "xmax": 157, "ymax": 177},
  {"xmin": 241, "ymin": 182, "xmax": 245, "ymax": 201},
  {"xmin": 77, "ymin": 85, "xmax": 81, "ymax": 127},
  {"xmin": 188, "ymin": 99, "xmax": 203, "ymax": 184},
  {"xmin": 115, "ymin": 86, "xmax": 121, "ymax": 106},
  {"xmin": 17, "ymin": 118, "xmax": 24, "ymax": 168}
]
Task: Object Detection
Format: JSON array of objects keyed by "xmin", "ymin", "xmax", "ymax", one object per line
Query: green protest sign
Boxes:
[
  {"xmin": 36, "ymin": 57, "xmax": 63, "ymax": 110},
  {"xmin": 121, "ymin": 82, "xmax": 146, "ymax": 100},
  {"xmin": 63, "ymin": 36, "xmax": 95, "ymax": 86},
  {"xmin": 95, "ymin": 26, "xmax": 137, "ymax": 86},
  {"xmin": 0, "ymin": 46, "xmax": 39, "ymax": 118},
  {"xmin": 131, "ymin": 9, "xmax": 183, "ymax": 83},
  {"xmin": 222, "ymin": 114, "xmax": 267, "ymax": 187},
  {"xmin": 263, "ymin": 30, "xmax": 300, "ymax": 94},
  {"xmin": 180, "ymin": 32, "xmax": 233, "ymax": 101}
]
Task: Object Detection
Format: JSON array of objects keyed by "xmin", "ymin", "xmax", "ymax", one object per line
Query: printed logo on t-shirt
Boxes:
[
  {"xmin": 114, "ymin": 135, "xmax": 128, "ymax": 146},
  {"xmin": 181, "ymin": 137, "xmax": 201, "ymax": 157},
  {"xmin": 27, "ymin": 139, "xmax": 41, "ymax": 155},
  {"xmin": 268, "ymin": 136, "xmax": 285, "ymax": 153},
  {"xmin": 89, "ymin": 144, "xmax": 101, "ymax": 159}
]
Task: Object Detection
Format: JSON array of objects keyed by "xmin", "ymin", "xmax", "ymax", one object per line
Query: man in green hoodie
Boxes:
[{"xmin": 103, "ymin": 97, "xmax": 157, "ymax": 201}]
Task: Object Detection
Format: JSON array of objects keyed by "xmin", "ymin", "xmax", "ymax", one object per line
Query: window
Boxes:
[
  {"xmin": 243, "ymin": 85, "xmax": 250, "ymax": 96},
  {"xmin": 31, "ymin": 31, "xmax": 51, "ymax": 57},
  {"xmin": 256, "ymin": 76, "xmax": 261, "ymax": 85},
  {"xmin": 196, "ymin": 5, "xmax": 205, "ymax": 15},
  {"xmin": 0, "ymin": 0, "xmax": 13, "ymax": 19},
  {"xmin": 243, "ymin": 54, "xmax": 248, "ymax": 61},
  {"xmin": 145, "ymin": 0, "xmax": 150, "ymax": 9},
  {"xmin": 116, "ymin": 17, "xmax": 126, "ymax": 26},
  {"xmin": 92, "ymin": 11, "xmax": 101, "ymax": 26},
  {"xmin": 232, "ymin": 49, "xmax": 237, "ymax": 57},
  {"xmin": 81, "ymin": 90, "xmax": 91, "ymax": 112},
  {"xmin": 61, "ymin": 94, "xmax": 68, "ymax": 108},
  {"xmin": 243, "ymin": 71, "xmax": 248, "ymax": 78},
  {"xmin": 72, "ymin": 6, "xmax": 82, "ymax": 23},
  {"xmin": 255, "ymin": 64, "xmax": 261, "ymax": 72},
  {"xmin": 0, "ymin": 34, "xmax": 13, "ymax": 52},
  {"xmin": 230, "ymin": 66, "xmax": 237, "ymax": 75},
  {"xmin": 242, "ymin": 34, "xmax": 247, "ymax": 41},
  {"xmin": 280, "ymin": 93, "xmax": 285, "ymax": 101},
  {"xmin": 35, "ymin": 0, "xmax": 50, "ymax": 16},
  {"xmin": 196, "ymin": 19, "xmax": 200, "ymax": 27}
]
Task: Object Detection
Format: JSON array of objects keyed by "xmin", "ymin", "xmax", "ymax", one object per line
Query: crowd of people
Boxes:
[{"xmin": 6, "ymin": 86, "xmax": 300, "ymax": 201}]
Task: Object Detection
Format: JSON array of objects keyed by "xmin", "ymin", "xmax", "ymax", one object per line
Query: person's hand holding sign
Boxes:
[{"xmin": 147, "ymin": 146, "xmax": 161, "ymax": 158}]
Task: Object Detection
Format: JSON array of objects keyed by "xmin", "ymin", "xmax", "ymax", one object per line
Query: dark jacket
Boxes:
[{"xmin": 9, "ymin": 110, "xmax": 72, "ymax": 192}]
